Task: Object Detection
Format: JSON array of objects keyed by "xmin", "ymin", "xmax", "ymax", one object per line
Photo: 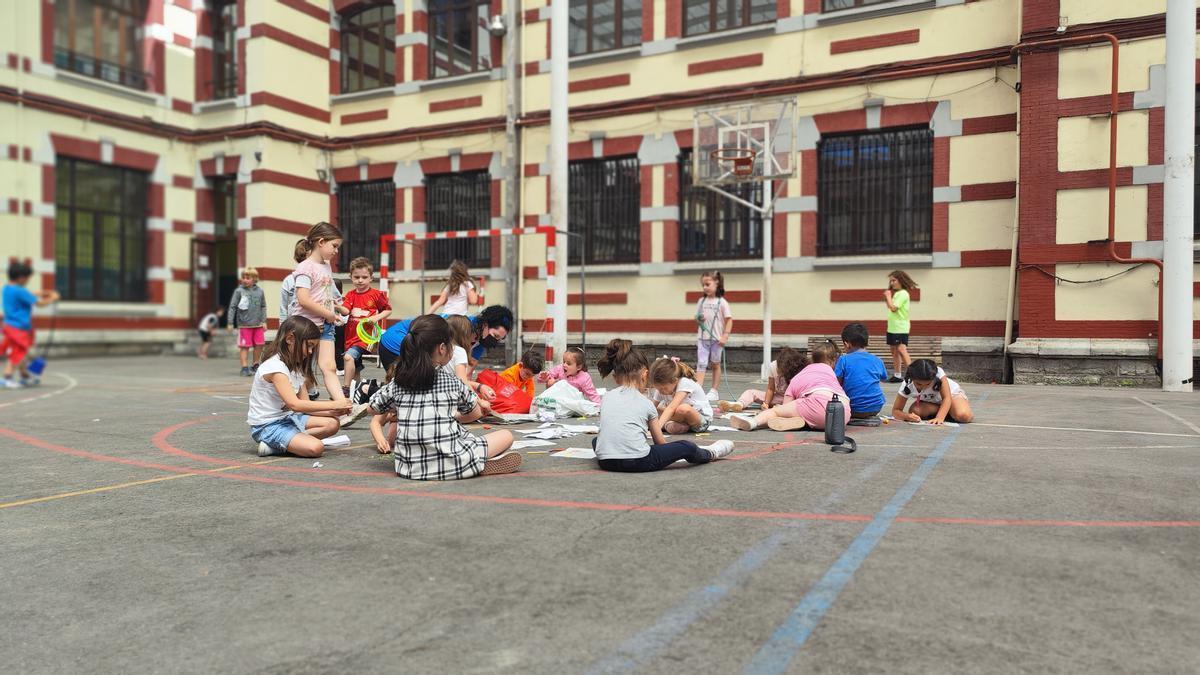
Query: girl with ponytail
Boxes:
[
  {"xmin": 648, "ymin": 356, "xmax": 714, "ymax": 434},
  {"xmin": 291, "ymin": 222, "xmax": 351, "ymax": 402},
  {"xmin": 367, "ymin": 314, "xmax": 520, "ymax": 478}
]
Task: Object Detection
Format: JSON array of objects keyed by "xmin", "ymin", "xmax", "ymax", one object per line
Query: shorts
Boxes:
[
  {"xmin": 691, "ymin": 411, "xmax": 713, "ymax": 433},
  {"xmin": 697, "ymin": 339, "xmax": 723, "ymax": 370},
  {"xmin": 345, "ymin": 345, "xmax": 369, "ymax": 372},
  {"xmin": 250, "ymin": 412, "xmax": 311, "ymax": 452},
  {"xmin": 198, "ymin": 329, "xmax": 212, "ymax": 343},
  {"xmin": 1, "ymin": 325, "xmax": 34, "ymax": 366},
  {"xmin": 886, "ymin": 332, "xmax": 909, "ymax": 346},
  {"xmin": 789, "ymin": 393, "xmax": 849, "ymax": 430},
  {"xmin": 320, "ymin": 322, "xmax": 335, "ymax": 342},
  {"xmin": 238, "ymin": 326, "xmax": 265, "ymax": 348}
]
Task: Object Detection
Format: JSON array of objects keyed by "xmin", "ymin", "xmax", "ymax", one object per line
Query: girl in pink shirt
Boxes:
[
  {"xmin": 729, "ymin": 341, "xmax": 850, "ymax": 432},
  {"xmin": 538, "ymin": 346, "xmax": 600, "ymax": 404},
  {"xmin": 291, "ymin": 222, "xmax": 350, "ymax": 403}
]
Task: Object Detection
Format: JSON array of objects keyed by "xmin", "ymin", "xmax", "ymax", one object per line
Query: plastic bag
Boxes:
[
  {"xmin": 533, "ymin": 380, "xmax": 600, "ymax": 418},
  {"xmin": 475, "ymin": 369, "xmax": 533, "ymax": 414}
]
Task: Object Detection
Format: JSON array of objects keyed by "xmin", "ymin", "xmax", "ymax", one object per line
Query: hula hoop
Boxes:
[{"xmin": 356, "ymin": 321, "xmax": 382, "ymax": 346}]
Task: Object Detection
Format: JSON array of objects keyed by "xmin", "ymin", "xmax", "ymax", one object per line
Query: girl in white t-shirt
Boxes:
[
  {"xmin": 648, "ymin": 357, "xmax": 715, "ymax": 434},
  {"xmin": 891, "ymin": 359, "xmax": 974, "ymax": 425},
  {"xmin": 428, "ymin": 260, "xmax": 479, "ymax": 315},
  {"xmin": 446, "ymin": 314, "xmax": 495, "ymax": 414},
  {"xmin": 247, "ymin": 317, "xmax": 352, "ymax": 457}
]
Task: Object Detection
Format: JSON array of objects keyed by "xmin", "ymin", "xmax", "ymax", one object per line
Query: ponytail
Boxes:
[
  {"xmin": 597, "ymin": 338, "xmax": 648, "ymax": 381},
  {"xmin": 392, "ymin": 315, "xmax": 452, "ymax": 390},
  {"xmin": 301, "ymin": 221, "xmax": 343, "ymax": 259},
  {"xmin": 296, "ymin": 238, "xmax": 314, "ymax": 259},
  {"xmin": 701, "ymin": 270, "xmax": 725, "ymax": 297},
  {"xmin": 648, "ymin": 357, "xmax": 695, "ymax": 387},
  {"xmin": 810, "ymin": 339, "xmax": 841, "ymax": 366},
  {"xmin": 904, "ymin": 358, "xmax": 939, "ymax": 383}
]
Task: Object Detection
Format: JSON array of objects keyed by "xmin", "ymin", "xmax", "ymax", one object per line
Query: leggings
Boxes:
[
  {"xmin": 593, "ymin": 437, "xmax": 711, "ymax": 473},
  {"xmin": 380, "ymin": 344, "xmax": 398, "ymax": 371}
]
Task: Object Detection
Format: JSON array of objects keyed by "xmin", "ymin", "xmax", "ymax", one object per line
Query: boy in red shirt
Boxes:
[{"xmin": 341, "ymin": 257, "xmax": 392, "ymax": 399}]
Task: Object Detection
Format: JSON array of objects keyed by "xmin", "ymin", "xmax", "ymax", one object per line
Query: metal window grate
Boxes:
[
  {"xmin": 683, "ymin": 0, "xmax": 776, "ymax": 37},
  {"xmin": 817, "ymin": 127, "xmax": 933, "ymax": 257},
  {"xmin": 568, "ymin": 156, "xmax": 641, "ymax": 265},
  {"xmin": 337, "ymin": 180, "xmax": 396, "ymax": 271},
  {"xmin": 425, "ymin": 171, "xmax": 492, "ymax": 270},
  {"xmin": 678, "ymin": 150, "xmax": 763, "ymax": 260}
]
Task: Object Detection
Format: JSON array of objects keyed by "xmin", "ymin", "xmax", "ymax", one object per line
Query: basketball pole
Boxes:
[
  {"xmin": 761, "ymin": 179, "xmax": 773, "ymax": 381},
  {"xmin": 548, "ymin": 0, "xmax": 569, "ymax": 362}
]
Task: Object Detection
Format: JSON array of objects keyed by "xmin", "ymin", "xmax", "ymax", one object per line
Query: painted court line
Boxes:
[
  {"xmin": 972, "ymin": 421, "xmax": 1200, "ymax": 439},
  {"xmin": 743, "ymin": 426, "xmax": 967, "ymax": 675},
  {"xmin": 1132, "ymin": 397, "xmax": 1200, "ymax": 436},
  {"xmin": 0, "ymin": 373, "xmax": 78, "ymax": 409}
]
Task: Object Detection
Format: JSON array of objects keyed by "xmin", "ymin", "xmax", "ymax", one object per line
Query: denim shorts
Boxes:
[
  {"xmin": 345, "ymin": 345, "xmax": 368, "ymax": 371},
  {"xmin": 250, "ymin": 412, "xmax": 311, "ymax": 452},
  {"xmin": 320, "ymin": 322, "xmax": 335, "ymax": 341}
]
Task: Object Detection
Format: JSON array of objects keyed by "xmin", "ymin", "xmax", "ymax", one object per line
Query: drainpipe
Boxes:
[{"xmin": 502, "ymin": 0, "xmax": 522, "ymax": 366}]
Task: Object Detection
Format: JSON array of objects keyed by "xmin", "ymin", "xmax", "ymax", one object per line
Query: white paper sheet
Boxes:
[
  {"xmin": 512, "ymin": 439, "xmax": 557, "ymax": 450},
  {"xmin": 551, "ymin": 447, "xmax": 596, "ymax": 459},
  {"xmin": 322, "ymin": 434, "xmax": 351, "ymax": 447}
]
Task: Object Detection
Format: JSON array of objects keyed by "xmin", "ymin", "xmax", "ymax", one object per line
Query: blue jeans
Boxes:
[{"xmin": 593, "ymin": 437, "xmax": 711, "ymax": 473}]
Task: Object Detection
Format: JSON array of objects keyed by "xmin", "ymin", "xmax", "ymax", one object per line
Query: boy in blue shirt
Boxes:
[
  {"xmin": 2, "ymin": 261, "xmax": 60, "ymax": 388},
  {"xmin": 833, "ymin": 322, "xmax": 888, "ymax": 418}
]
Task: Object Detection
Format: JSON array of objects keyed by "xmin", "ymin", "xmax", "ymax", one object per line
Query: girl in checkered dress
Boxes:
[{"xmin": 368, "ymin": 314, "xmax": 520, "ymax": 479}]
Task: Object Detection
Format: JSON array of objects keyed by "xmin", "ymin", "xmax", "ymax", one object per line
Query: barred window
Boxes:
[
  {"xmin": 678, "ymin": 150, "xmax": 762, "ymax": 260},
  {"xmin": 210, "ymin": 0, "xmax": 237, "ymax": 99},
  {"xmin": 822, "ymin": 0, "xmax": 896, "ymax": 11},
  {"xmin": 55, "ymin": 157, "xmax": 148, "ymax": 301},
  {"xmin": 425, "ymin": 172, "xmax": 492, "ymax": 270},
  {"xmin": 683, "ymin": 0, "xmax": 775, "ymax": 37},
  {"xmin": 568, "ymin": 157, "xmax": 641, "ymax": 265},
  {"xmin": 341, "ymin": 3, "xmax": 395, "ymax": 93},
  {"xmin": 428, "ymin": 0, "xmax": 492, "ymax": 79},
  {"xmin": 568, "ymin": 0, "xmax": 642, "ymax": 56},
  {"xmin": 338, "ymin": 180, "xmax": 396, "ymax": 271},
  {"xmin": 54, "ymin": 0, "xmax": 148, "ymax": 90},
  {"xmin": 817, "ymin": 127, "xmax": 933, "ymax": 257}
]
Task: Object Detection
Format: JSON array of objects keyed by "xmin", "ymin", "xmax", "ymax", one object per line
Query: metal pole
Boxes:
[
  {"xmin": 580, "ymin": 236, "xmax": 586, "ymax": 350},
  {"xmin": 548, "ymin": 0, "xmax": 569, "ymax": 362},
  {"xmin": 1162, "ymin": 0, "xmax": 1195, "ymax": 392},
  {"xmin": 761, "ymin": 179, "xmax": 773, "ymax": 379},
  {"xmin": 502, "ymin": 0, "xmax": 522, "ymax": 365}
]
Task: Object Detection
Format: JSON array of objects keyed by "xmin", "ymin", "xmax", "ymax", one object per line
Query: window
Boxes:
[
  {"xmin": 338, "ymin": 180, "xmax": 396, "ymax": 271},
  {"xmin": 568, "ymin": 157, "xmax": 641, "ymax": 265},
  {"xmin": 569, "ymin": 0, "xmax": 642, "ymax": 56},
  {"xmin": 210, "ymin": 0, "xmax": 237, "ymax": 100},
  {"xmin": 54, "ymin": 0, "xmax": 148, "ymax": 89},
  {"xmin": 425, "ymin": 172, "xmax": 492, "ymax": 270},
  {"xmin": 817, "ymin": 127, "xmax": 933, "ymax": 256},
  {"xmin": 678, "ymin": 150, "xmax": 762, "ymax": 260},
  {"xmin": 683, "ymin": 0, "xmax": 775, "ymax": 37},
  {"xmin": 1194, "ymin": 89, "xmax": 1199, "ymax": 236},
  {"xmin": 822, "ymin": 0, "xmax": 896, "ymax": 11},
  {"xmin": 341, "ymin": 3, "xmax": 396, "ymax": 93},
  {"xmin": 55, "ymin": 157, "xmax": 148, "ymax": 301},
  {"xmin": 211, "ymin": 176, "xmax": 237, "ymax": 238},
  {"xmin": 428, "ymin": 0, "xmax": 492, "ymax": 79}
]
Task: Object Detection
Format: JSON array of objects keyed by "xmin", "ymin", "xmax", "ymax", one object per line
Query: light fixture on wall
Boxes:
[
  {"xmin": 488, "ymin": 14, "xmax": 507, "ymax": 37},
  {"xmin": 316, "ymin": 168, "xmax": 329, "ymax": 183}
]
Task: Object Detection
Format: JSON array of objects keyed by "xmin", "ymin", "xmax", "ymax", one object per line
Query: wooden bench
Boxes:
[{"xmin": 806, "ymin": 335, "xmax": 942, "ymax": 365}]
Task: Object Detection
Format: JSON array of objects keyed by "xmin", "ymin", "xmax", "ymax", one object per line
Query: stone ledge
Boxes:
[{"xmin": 1007, "ymin": 338, "xmax": 1156, "ymax": 358}]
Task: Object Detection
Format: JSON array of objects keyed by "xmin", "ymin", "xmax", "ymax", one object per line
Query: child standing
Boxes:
[
  {"xmin": 592, "ymin": 339, "xmax": 732, "ymax": 473},
  {"xmin": 247, "ymin": 317, "xmax": 351, "ymax": 457},
  {"xmin": 228, "ymin": 267, "xmax": 267, "ymax": 376},
  {"xmin": 2, "ymin": 261, "xmax": 60, "ymax": 388},
  {"xmin": 835, "ymin": 322, "xmax": 889, "ymax": 418},
  {"xmin": 428, "ymin": 259, "xmax": 478, "ymax": 315},
  {"xmin": 291, "ymin": 222, "xmax": 350, "ymax": 403},
  {"xmin": 884, "ymin": 270, "xmax": 917, "ymax": 382},
  {"xmin": 368, "ymin": 314, "xmax": 520, "ymax": 479},
  {"xmin": 695, "ymin": 270, "xmax": 733, "ymax": 401},
  {"xmin": 648, "ymin": 357, "xmax": 715, "ymax": 435},
  {"xmin": 196, "ymin": 307, "xmax": 224, "ymax": 360},
  {"xmin": 721, "ymin": 347, "xmax": 807, "ymax": 413},
  {"xmin": 499, "ymin": 351, "xmax": 543, "ymax": 399},
  {"xmin": 891, "ymin": 359, "xmax": 974, "ymax": 425},
  {"xmin": 729, "ymin": 341, "xmax": 850, "ymax": 431},
  {"xmin": 538, "ymin": 346, "xmax": 600, "ymax": 404},
  {"xmin": 341, "ymin": 256, "xmax": 392, "ymax": 394}
]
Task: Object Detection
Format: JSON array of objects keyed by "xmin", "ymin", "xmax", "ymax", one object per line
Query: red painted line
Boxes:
[{"xmin": 895, "ymin": 516, "xmax": 1200, "ymax": 528}]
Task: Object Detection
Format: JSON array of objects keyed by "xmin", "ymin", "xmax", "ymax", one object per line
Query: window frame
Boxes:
[
  {"xmin": 53, "ymin": 0, "xmax": 149, "ymax": 90},
  {"xmin": 210, "ymin": 0, "xmax": 238, "ymax": 100},
  {"xmin": 568, "ymin": 0, "xmax": 643, "ymax": 57},
  {"xmin": 54, "ymin": 156, "xmax": 149, "ymax": 302},
  {"xmin": 816, "ymin": 126, "xmax": 934, "ymax": 257},
  {"xmin": 424, "ymin": 171, "xmax": 493, "ymax": 270},
  {"xmin": 427, "ymin": 0, "xmax": 493, "ymax": 80},
  {"xmin": 682, "ymin": 0, "xmax": 776, "ymax": 38},
  {"xmin": 568, "ymin": 156, "xmax": 642, "ymax": 265},
  {"xmin": 340, "ymin": 2, "xmax": 396, "ymax": 94},
  {"xmin": 677, "ymin": 150, "xmax": 763, "ymax": 261},
  {"xmin": 337, "ymin": 179, "xmax": 397, "ymax": 271},
  {"xmin": 821, "ymin": 0, "xmax": 897, "ymax": 12}
]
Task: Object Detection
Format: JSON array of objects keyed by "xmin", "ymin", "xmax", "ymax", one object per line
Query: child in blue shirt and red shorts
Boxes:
[{"xmin": 2, "ymin": 261, "xmax": 60, "ymax": 388}]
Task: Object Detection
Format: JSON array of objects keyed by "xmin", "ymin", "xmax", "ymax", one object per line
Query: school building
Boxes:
[{"xmin": 0, "ymin": 0, "xmax": 1196, "ymax": 385}]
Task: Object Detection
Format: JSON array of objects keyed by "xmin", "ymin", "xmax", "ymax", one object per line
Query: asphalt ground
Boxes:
[{"xmin": 2, "ymin": 354, "xmax": 1199, "ymax": 673}]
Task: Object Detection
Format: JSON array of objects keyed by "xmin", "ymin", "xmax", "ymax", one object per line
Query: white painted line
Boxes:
[
  {"xmin": 971, "ymin": 421, "xmax": 1200, "ymax": 439},
  {"xmin": 0, "ymin": 373, "xmax": 78, "ymax": 409},
  {"xmin": 1133, "ymin": 397, "xmax": 1200, "ymax": 436}
]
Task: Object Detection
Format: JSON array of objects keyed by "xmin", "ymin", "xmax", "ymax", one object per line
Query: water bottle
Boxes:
[{"xmin": 824, "ymin": 394, "xmax": 856, "ymax": 453}]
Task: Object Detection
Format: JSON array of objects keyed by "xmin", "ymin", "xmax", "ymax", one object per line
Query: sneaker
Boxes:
[
  {"xmin": 342, "ymin": 386, "xmax": 351, "ymax": 399},
  {"xmin": 718, "ymin": 400, "xmax": 744, "ymax": 413},
  {"xmin": 349, "ymin": 379, "xmax": 361, "ymax": 405},
  {"xmin": 767, "ymin": 416, "xmax": 808, "ymax": 432},
  {"xmin": 706, "ymin": 388, "xmax": 720, "ymax": 402},
  {"xmin": 339, "ymin": 402, "xmax": 371, "ymax": 429},
  {"xmin": 257, "ymin": 441, "xmax": 282, "ymax": 457},
  {"xmin": 888, "ymin": 375, "xmax": 903, "ymax": 383},
  {"xmin": 480, "ymin": 451, "xmax": 523, "ymax": 476},
  {"xmin": 3, "ymin": 378, "xmax": 22, "ymax": 389},
  {"xmin": 728, "ymin": 414, "xmax": 757, "ymax": 431},
  {"xmin": 251, "ymin": 363, "xmax": 259, "ymax": 372},
  {"xmin": 19, "ymin": 376, "xmax": 40, "ymax": 388},
  {"xmin": 240, "ymin": 367, "xmax": 251, "ymax": 377},
  {"xmin": 707, "ymin": 439, "xmax": 734, "ymax": 460},
  {"xmin": 308, "ymin": 388, "xmax": 320, "ymax": 401}
]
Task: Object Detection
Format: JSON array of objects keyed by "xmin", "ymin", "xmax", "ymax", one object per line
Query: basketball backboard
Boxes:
[{"xmin": 693, "ymin": 99, "xmax": 796, "ymax": 187}]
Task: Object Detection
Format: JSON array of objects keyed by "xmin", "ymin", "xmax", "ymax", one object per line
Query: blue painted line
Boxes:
[
  {"xmin": 743, "ymin": 423, "xmax": 970, "ymax": 675},
  {"xmin": 587, "ymin": 447, "xmax": 904, "ymax": 675}
]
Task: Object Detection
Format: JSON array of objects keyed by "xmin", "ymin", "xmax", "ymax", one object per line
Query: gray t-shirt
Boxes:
[{"xmin": 595, "ymin": 385, "xmax": 659, "ymax": 460}]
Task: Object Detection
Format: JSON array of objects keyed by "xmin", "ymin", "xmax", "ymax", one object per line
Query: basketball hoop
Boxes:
[{"xmin": 710, "ymin": 147, "xmax": 758, "ymax": 177}]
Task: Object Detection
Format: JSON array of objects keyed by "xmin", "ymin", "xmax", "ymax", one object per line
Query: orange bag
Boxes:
[{"xmin": 475, "ymin": 369, "xmax": 533, "ymax": 414}]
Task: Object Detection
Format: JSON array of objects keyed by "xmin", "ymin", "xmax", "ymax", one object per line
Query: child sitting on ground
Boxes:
[
  {"xmin": 648, "ymin": 357, "xmax": 715, "ymax": 434},
  {"xmin": 499, "ymin": 350, "xmax": 543, "ymax": 398},
  {"xmin": 247, "ymin": 317, "xmax": 351, "ymax": 458},
  {"xmin": 592, "ymin": 339, "xmax": 732, "ymax": 473},
  {"xmin": 891, "ymin": 359, "xmax": 974, "ymax": 425},
  {"xmin": 538, "ymin": 346, "xmax": 601, "ymax": 404},
  {"xmin": 835, "ymin": 322, "xmax": 888, "ymax": 419},
  {"xmin": 368, "ymin": 314, "xmax": 520, "ymax": 479},
  {"xmin": 229, "ymin": 267, "xmax": 267, "ymax": 376},
  {"xmin": 2, "ymin": 261, "xmax": 60, "ymax": 388},
  {"xmin": 720, "ymin": 346, "xmax": 807, "ymax": 413},
  {"xmin": 730, "ymin": 341, "xmax": 850, "ymax": 431}
]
